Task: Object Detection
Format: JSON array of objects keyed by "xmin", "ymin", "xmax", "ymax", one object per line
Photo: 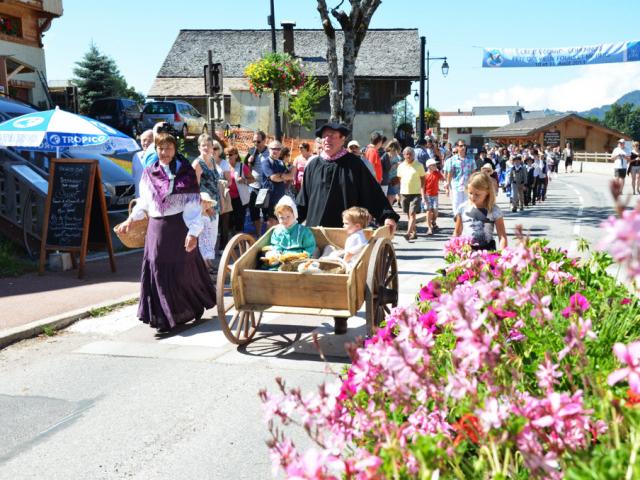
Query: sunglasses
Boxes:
[
  {"xmin": 270, "ymin": 147, "xmax": 281, "ymax": 150},
  {"xmin": 212, "ymin": 147, "xmax": 220, "ymax": 151}
]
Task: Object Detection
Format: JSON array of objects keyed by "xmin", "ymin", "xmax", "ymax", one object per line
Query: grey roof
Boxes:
[
  {"xmin": 521, "ymin": 111, "xmax": 548, "ymax": 120},
  {"xmin": 472, "ymin": 106, "xmax": 523, "ymax": 115},
  {"xmin": 156, "ymin": 29, "xmax": 420, "ymax": 79},
  {"xmin": 487, "ymin": 113, "xmax": 573, "ymax": 137}
]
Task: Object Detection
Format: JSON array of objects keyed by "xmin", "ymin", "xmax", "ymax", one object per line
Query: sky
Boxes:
[{"xmin": 44, "ymin": 0, "xmax": 640, "ymax": 113}]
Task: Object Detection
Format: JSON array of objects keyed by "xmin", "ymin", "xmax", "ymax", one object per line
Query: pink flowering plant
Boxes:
[{"xmin": 261, "ymin": 201, "xmax": 640, "ymax": 479}]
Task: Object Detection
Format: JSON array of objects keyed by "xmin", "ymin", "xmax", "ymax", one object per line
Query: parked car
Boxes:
[
  {"xmin": 0, "ymin": 97, "xmax": 136, "ymax": 213},
  {"xmin": 88, "ymin": 98, "xmax": 141, "ymax": 137},
  {"xmin": 140, "ymin": 100, "xmax": 207, "ymax": 138}
]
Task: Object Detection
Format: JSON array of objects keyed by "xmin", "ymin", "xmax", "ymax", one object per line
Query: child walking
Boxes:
[
  {"xmin": 453, "ymin": 172, "xmax": 508, "ymax": 251},
  {"xmin": 508, "ymin": 156, "xmax": 526, "ymax": 212},
  {"xmin": 422, "ymin": 158, "xmax": 444, "ymax": 235}
]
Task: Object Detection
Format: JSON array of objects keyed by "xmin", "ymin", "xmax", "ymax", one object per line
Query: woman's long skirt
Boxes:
[{"xmin": 138, "ymin": 213, "xmax": 216, "ymax": 331}]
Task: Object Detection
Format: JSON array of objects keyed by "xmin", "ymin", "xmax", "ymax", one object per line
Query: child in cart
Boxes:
[
  {"xmin": 260, "ymin": 196, "xmax": 316, "ymax": 269},
  {"xmin": 321, "ymin": 207, "xmax": 371, "ymax": 271}
]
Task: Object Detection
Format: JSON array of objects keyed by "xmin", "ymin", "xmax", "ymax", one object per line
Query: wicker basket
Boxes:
[
  {"xmin": 279, "ymin": 258, "xmax": 346, "ymax": 274},
  {"xmin": 113, "ymin": 200, "xmax": 148, "ymax": 249}
]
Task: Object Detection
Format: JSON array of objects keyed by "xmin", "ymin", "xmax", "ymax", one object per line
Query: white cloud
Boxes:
[{"xmin": 460, "ymin": 63, "xmax": 640, "ymax": 112}]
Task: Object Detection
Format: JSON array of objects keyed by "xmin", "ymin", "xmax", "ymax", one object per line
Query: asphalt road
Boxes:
[{"xmin": 0, "ymin": 172, "xmax": 627, "ymax": 480}]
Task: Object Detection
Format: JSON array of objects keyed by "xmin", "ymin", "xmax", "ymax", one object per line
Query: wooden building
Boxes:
[
  {"xmin": 487, "ymin": 113, "xmax": 630, "ymax": 151},
  {"xmin": 0, "ymin": 0, "xmax": 63, "ymax": 107},
  {"xmin": 148, "ymin": 27, "xmax": 420, "ymax": 145}
]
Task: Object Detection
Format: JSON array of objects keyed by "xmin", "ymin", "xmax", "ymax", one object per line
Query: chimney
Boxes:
[{"xmin": 281, "ymin": 21, "xmax": 296, "ymax": 56}]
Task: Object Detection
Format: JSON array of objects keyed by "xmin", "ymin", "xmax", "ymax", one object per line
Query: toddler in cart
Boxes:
[
  {"xmin": 321, "ymin": 207, "xmax": 371, "ymax": 271},
  {"xmin": 260, "ymin": 196, "xmax": 316, "ymax": 269}
]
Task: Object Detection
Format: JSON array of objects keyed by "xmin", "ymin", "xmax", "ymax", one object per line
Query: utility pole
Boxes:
[
  {"xmin": 269, "ymin": 0, "xmax": 282, "ymax": 141},
  {"xmin": 419, "ymin": 36, "xmax": 426, "ymax": 142}
]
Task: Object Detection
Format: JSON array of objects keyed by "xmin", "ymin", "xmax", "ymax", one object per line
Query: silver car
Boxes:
[{"xmin": 141, "ymin": 101, "xmax": 208, "ymax": 138}]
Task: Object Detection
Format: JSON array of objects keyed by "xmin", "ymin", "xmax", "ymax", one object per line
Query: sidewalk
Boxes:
[
  {"xmin": 0, "ymin": 190, "xmax": 451, "ymax": 350},
  {"xmin": 0, "ymin": 251, "xmax": 143, "ymax": 348}
]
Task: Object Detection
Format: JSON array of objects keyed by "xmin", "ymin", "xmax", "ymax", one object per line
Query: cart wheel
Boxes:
[
  {"xmin": 222, "ymin": 309, "xmax": 263, "ymax": 345},
  {"xmin": 216, "ymin": 233, "xmax": 259, "ymax": 344},
  {"xmin": 365, "ymin": 238, "xmax": 398, "ymax": 336}
]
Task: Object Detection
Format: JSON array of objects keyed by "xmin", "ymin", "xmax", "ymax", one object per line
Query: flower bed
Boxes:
[{"xmin": 261, "ymin": 203, "xmax": 640, "ymax": 479}]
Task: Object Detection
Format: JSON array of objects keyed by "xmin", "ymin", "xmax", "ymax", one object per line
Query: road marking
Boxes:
[{"xmin": 557, "ymin": 179, "xmax": 584, "ymax": 255}]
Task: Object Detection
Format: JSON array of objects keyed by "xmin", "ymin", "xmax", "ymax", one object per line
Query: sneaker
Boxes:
[
  {"xmin": 511, "ymin": 207, "xmax": 517, "ymax": 212},
  {"xmin": 433, "ymin": 224, "xmax": 440, "ymax": 232},
  {"xmin": 427, "ymin": 228, "xmax": 433, "ymax": 236}
]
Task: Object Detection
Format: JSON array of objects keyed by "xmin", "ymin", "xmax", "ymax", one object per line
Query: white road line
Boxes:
[{"xmin": 557, "ymin": 179, "xmax": 584, "ymax": 255}]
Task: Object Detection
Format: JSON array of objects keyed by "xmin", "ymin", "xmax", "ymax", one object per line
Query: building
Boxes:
[
  {"xmin": 439, "ymin": 113, "xmax": 510, "ymax": 149},
  {"xmin": 149, "ymin": 27, "xmax": 420, "ymax": 145},
  {"xmin": 486, "ymin": 113, "xmax": 630, "ymax": 152},
  {"xmin": 0, "ymin": 0, "xmax": 63, "ymax": 108}
]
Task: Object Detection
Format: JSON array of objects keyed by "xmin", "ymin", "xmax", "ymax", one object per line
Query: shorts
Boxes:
[
  {"xmin": 248, "ymin": 188, "xmax": 271, "ymax": 222},
  {"xmin": 425, "ymin": 195, "xmax": 439, "ymax": 210},
  {"xmin": 387, "ymin": 184, "xmax": 400, "ymax": 195},
  {"xmin": 401, "ymin": 194, "xmax": 421, "ymax": 215},
  {"xmin": 631, "ymin": 166, "xmax": 640, "ymax": 175},
  {"xmin": 565, "ymin": 159, "xmax": 573, "ymax": 166},
  {"xmin": 615, "ymin": 168, "xmax": 627, "ymax": 179}
]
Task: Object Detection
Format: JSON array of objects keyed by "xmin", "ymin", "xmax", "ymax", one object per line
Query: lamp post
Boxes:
[
  {"xmin": 268, "ymin": 0, "xmax": 282, "ymax": 141},
  {"xmin": 417, "ymin": 36, "xmax": 449, "ymax": 140}
]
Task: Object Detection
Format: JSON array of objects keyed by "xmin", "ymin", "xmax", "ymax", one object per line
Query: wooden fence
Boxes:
[{"xmin": 574, "ymin": 152, "xmax": 611, "ymax": 163}]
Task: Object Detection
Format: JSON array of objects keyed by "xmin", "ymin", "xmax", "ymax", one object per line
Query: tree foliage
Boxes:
[
  {"xmin": 392, "ymin": 100, "xmax": 415, "ymax": 131},
  {"xmin": 72, "ymin": 43, "xmax": 144, "ymax": 113},
  {"xmin": 602, "ymin": 102, "xmax": 640, "ymax": 140},
  {"xmin": 424, "ymin": 107, "xmax": 439, "ymax": 128},
  {"xmin": 287, "ymin": 76, "xmax": 329, "ymax": 135}
]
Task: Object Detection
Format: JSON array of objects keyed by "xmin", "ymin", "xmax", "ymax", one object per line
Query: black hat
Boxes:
[{"xmin": 315, "ymin": 122, "xmax": 350, "ymax": 138}]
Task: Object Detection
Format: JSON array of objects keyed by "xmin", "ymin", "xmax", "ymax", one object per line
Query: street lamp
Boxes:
[{"xmin": 417, "ymin": 36, "xmax": 449, "ymax": 141}]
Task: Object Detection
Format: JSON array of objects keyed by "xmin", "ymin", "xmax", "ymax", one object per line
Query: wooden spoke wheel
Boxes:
[
  {"xmin": 365, "ymin": 238, "xmax": 398, "ymax": 336},
  {"xmin": 216, "ymin": 233, "xmax": 260, "ymax": 344}
]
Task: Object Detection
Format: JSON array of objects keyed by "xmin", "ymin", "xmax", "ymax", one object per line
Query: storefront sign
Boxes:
[
  {"xmin": 544, "ymin": 131, "xmax": 561, "ymax": 146},
  {"xmin": 482, "ymin": 40, "xmax": 640, "ymax": 68}
]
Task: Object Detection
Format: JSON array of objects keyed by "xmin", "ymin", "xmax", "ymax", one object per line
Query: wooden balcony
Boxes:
[{"xmin": 3, "ymin": 0, "xmax": 63, "ymax": 17}]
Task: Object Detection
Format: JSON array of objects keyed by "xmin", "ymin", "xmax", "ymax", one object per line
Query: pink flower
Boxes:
[
  {"xmin": 608, "ymin": 341, "xmax": 640, "ymax": 393},
  {"xmin": 418, "ymin": 281, "xmax": 440, "ymax": 301},
  {"xmin": 536, "ymin": 354, "xmax": 562, "ymax": 392},
  {"xmin": 487, "ymin": 305, "xmax": 517, "ymax": 319},
  {"xmin": 621, "ymin": 297, "xmax": 631, "ymax": 305},
  {"xmin": 561, "ymin": 293, "xmax": 590, "ymax": 319}
]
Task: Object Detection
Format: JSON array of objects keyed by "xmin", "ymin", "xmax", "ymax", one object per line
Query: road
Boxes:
[{"xmin": 0, "ymin": 172, "xmax": 625, "ymax": 479}]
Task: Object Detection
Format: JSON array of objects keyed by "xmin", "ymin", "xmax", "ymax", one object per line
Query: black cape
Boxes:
[{"xmin": 296, "ymin": 152, "xmax": 400, "ymax": 227}]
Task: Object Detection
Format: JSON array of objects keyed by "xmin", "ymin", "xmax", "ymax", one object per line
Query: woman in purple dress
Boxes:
[{"xmin": 116, "ymin": 133, "xmax": 215, "ymax": 333}]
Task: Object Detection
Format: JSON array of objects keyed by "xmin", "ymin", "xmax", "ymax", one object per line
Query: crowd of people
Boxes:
[{"xmin": 118, "ymin": 120, "xmax": 637, "ymax": 335}]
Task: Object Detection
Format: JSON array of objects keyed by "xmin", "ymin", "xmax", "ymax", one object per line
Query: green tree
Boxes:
[
  {"xmin": 72, "ymin": 43, "xmax": 143, "ymax": 112},
  {"xmin": 424, "ymin": 107, "xmax": 439, "ymax": 128},
  {"xmin": 392, "ymin": 99, "xmax": 415, "ymax": 131},
  {"xmin": 287, "ymin": 76, "xmax": 329, "ymax": 137},
  {"xmin": 603, "ymin": 103, "xmax": 640, "ymax": 139}
]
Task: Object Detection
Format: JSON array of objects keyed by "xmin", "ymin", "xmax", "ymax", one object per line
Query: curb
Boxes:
[{"xmin": 0, "ymin": 293, "xmax": 139, "ymax": 350}]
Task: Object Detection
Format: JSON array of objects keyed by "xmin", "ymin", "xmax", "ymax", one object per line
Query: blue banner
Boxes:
[{"xmin": 482, "ymin": 41, "xmax": 640, "ymax": 68}]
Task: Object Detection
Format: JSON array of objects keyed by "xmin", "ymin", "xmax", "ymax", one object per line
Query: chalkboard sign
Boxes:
[
  {"xmin": 45, "ymin": 162, "xmax": 92, "ymax": 247},
  {"xmin": 39, "ymin": 159, "xmax": 115, "ymax": 278},
  {"xmin": 544, "ymin": 131, "xmax": 561, "ymax": 147}
]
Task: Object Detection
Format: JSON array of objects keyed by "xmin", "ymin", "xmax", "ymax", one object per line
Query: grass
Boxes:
[
  {"xmin": 0, "ymin": 236, "xmax": 37, "ymax": 278},
  {"xmin": 41, "ymin": 325, "xmax": 56, "ymax": 337},
  {"xmin": 87, "ymin": 298, "xmax": 138, "ymax": 318}
]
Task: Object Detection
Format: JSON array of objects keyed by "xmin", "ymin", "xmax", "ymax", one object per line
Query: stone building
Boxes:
[
  {"xmin": 148, "ymin": 26, "xmax": 420, "ymax": 145},
  {"xmin": 0, "ymin": 0, "xmax": 63, "ymax": 108}
]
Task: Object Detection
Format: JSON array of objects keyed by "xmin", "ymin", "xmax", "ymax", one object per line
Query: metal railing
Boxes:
[
  {"xmin": 0, "ymin": 149, "xmax": 47, "ymax": 256},
  {"xmin": 575, "ymin": 152, "xmax": 611, "ymax": 163}
]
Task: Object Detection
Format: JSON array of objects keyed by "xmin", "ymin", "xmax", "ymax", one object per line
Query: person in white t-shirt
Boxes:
[
  {"xmin": 132, "ymin": 129, "xmax": 154, "ymax": 197},
  {"xmin": 611, "ymin": 138, "xmax": 630, "ymax": 188},
  {"xmin": 322, "ymin": 206, "xmax": 371, "ymax": 271}
]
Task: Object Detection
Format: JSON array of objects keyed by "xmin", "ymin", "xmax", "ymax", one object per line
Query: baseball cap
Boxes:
[
  {"xmin": 347, "ymin": 140, "xmax": 361, "ymax": 148},
  {"xmin": 619, "ymin": 138, "xmax": 626, "ymax": 143},
  {"xmin": 426, "ymin": 158, "xmax": 437, "ymax": 167}
]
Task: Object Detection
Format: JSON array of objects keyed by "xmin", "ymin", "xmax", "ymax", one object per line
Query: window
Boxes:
[
  {"xmin": 457, "ymin": 127, "xmax": 472, "ymax": 134},
  {"xmin": 565, "ymin": 137, "xmax": 585, "ymax": 151},
  {"xmin": 0, "ymin": 14, "xmax": 22, "ymax": 38},
  {"xmin": 143, "ymin": 102, "xmax": 176, "ymax": 114}
]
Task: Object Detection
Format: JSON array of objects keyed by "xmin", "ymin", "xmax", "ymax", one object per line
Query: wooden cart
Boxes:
[{"xmin": 215, "ymin": 226, "xmax": 398, "ymax": 345}]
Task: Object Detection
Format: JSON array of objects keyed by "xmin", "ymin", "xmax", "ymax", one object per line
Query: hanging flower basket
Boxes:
[{"xmin": 244, "ymin": 52, "xmax": 306, "ymax": 96}]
